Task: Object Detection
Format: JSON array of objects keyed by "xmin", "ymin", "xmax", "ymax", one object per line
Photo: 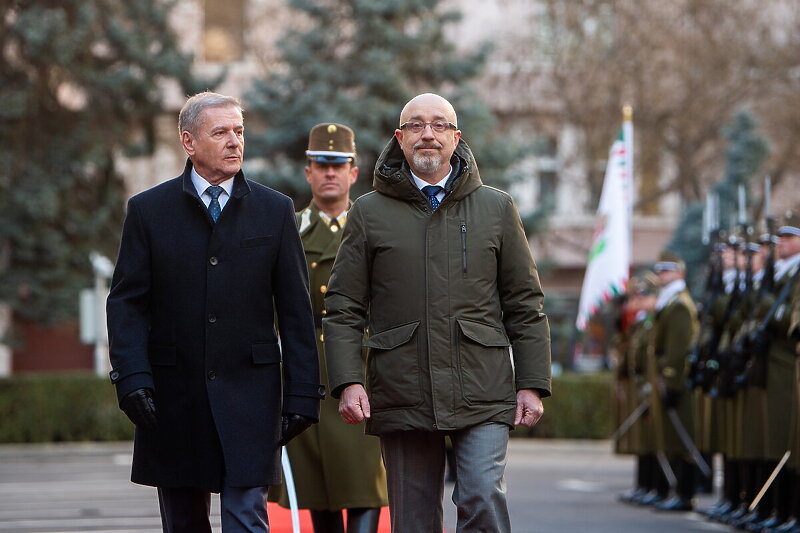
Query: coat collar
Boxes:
[
  {"xmin": 181, "ymin": 158, "xmax": 250, "ymax": 201},
  {"xmin": 372, "ymin": 137, "xmax": 482, "ymax": 207}
]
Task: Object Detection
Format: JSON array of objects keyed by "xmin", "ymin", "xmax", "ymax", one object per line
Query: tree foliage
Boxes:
[
  {"xmin": 502, "ymin": 0, "xmax": 800, "ymax": 213},
  {"xmin": 245, "ymin": 0, "xmax": 527, "ymax": 207},
  {"xmin": 668, "ymin": 110, "xmax": 769, "ymax": 294},
  {"xmin": 0, "ymin": 0, "xmax": 206, "ymax": 325}
]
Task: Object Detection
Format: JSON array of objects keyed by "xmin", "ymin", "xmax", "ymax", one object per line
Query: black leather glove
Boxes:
[
  {"xmin": 120, "ymin": 388, "xmax": 157, "ymax": 431},
  {"xmin": 662, "ymin": 388, "xmax": 680, "ymax": 410},
  {"xmin": 279, "ymin": 414, "xmax": 314, "ymax": 446}
]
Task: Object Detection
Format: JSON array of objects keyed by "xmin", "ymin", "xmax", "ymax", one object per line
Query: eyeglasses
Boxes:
[{"xmin": 399, "ymin": 121, "xmax": 458, "ymax": 134}]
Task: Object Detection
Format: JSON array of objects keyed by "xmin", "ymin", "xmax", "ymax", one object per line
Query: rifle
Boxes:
[
  {"xmin": 737, "ymin": 263, "xmax": 800, "ymax": 386},
  {"xmin": 686, "ymin": 232, "xmax": 725, "ymax": 391},
  {"xmin": 732, "ymin": 180, "xmax": 778, "ymax": 389},
  {"xmin": 706, "ymin": 232, "xmax": 744, "ymax": 398}
]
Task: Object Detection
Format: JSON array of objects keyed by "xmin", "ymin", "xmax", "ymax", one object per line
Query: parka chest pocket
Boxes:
[
  {"xmin": 364, "ymin": 321, "xmax": 423, "ymax": 410},
  {"xmin": 455, "ymin": 318, "xmax": 516, "ymax": 404}
]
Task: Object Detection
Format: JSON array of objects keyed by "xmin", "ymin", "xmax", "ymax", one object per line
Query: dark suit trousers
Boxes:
[
  {"xmin": 380, "ymin": 422, "xmax": 511, "ymax": 533},
  {"xmin": 158, "ymin": 485, "xmax": 269, "ymax": 533}
]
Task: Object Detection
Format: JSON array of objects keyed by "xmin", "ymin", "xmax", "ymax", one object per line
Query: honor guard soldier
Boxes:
[
  {"xmin": 649, "ymin": 251, "xmax": 700, "ymax": 511},
  {"xmin": 751, "ymin": 211, "xmax": 800, "ymax": 533},
  {"xmin": 270, "ymin": 123, "xmax": 388, "ymax": 533},
  {"xmin": 616, "ymin": 271, "xmax": 664, "ymax": 505}
]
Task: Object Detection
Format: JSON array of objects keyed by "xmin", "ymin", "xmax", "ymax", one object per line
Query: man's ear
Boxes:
[
  {"xmin": 394, "ymin": 129, "xmax": 403, "ymax": 144},
  {"xmin": 454, "ymin": 130, "xmax": 461, "ymax": 147},
  {"xmin": 349, "ymin": 166, "xmax": 359, "ymax": 185},
  {"xmin": 304, "ymin": 165, "xmax": 312, "ymax": 184},
  {"xmin": 181, "ymin": 131, "xmax": 195, "ymax": 156}
]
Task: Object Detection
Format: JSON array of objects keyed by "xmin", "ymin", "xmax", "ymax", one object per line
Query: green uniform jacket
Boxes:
[
  {"xmin": 628, "ymin": 314, "xmax": 656, "ymax": 455},
  {"xmin": 760, "ymin": 261, "xmax": 800, "ymax": 460},
  {"xmin": 323, "ymin": 139, "xmax": 552, "ymax": 435},
  {"xmin": 652, "ymin": 288, "xmax": 698, "ymax": 456},
  {"xmin": 270, "ymin": 204, "xmax": 387, "ymax": 510},
  {"xmin": 790, "ymin": 280, "xmax": 800, "ymax": 469}
]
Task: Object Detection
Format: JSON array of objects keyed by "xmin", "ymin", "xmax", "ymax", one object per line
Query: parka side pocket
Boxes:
[
  {"xmin": 455, "ymin": 318, "xmax": 516, "ymax": 405},
  {"xmin": 364, "ymin": 321, "xmax": 423, "ymax": 410}
]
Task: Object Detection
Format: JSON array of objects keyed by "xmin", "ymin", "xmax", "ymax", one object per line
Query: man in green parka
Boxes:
[
  {"xmin": 271, "ymin": 123, "xmax": 388, "ymax": 533},
  {"xmin": 323, "ymin": 93, "xmax": 552, "ymax": 533}
]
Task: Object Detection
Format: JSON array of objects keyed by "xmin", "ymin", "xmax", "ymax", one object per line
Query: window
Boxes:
[{"xmin": 203, "ymin": 0, "xmax": 245, "ymax": 62}]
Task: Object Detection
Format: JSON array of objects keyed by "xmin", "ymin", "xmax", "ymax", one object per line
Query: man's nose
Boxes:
[
  {"xmin": 227, "ymin": 132, "xmax": 242, "ymax": 147},
  {"xmin": 420, "ymin": 124, "xmax": 436, "ymax": 139}
]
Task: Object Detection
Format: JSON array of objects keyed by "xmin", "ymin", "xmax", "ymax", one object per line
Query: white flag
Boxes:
[{"xmin": 576, "ymin": 111, "xmax": 633, "ymax": 330}]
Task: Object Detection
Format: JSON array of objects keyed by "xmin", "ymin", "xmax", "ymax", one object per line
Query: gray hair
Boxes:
[{"xmin": 178, "ymin": 91, "xmax": 243, "ymax": 136}]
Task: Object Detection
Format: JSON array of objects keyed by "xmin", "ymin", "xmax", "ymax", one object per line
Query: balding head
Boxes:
[
  {"xmin": 395, "ymin": 93, "xmax": 461, "ymax": 184},
  {"xmin": 399, "ymin": 93, "xmax": 458, "ymax": 126}
]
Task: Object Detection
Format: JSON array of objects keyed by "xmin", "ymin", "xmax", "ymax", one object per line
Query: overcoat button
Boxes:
[
  {"xmin": 208, "ymin": 371, "xmax": 216, "ymax": 381},
  {"xmin": 310, "ymin": 262, "xmax": 318, "ymax": 269},
  {"xmin": 320, "ymin": 285, "xmax": 327, "ymax": 294},
  {"xmin": 319, "ymin": 334, "xmax": 324, "ymax": 342},
  {"xmin": 209, "ymin": 256, "xmax": 218, "ymax": 265},
  {"xmin": 208, "ymin": 314, "xmax": 217, "ymax": 323},
  {"xmin": 110, "ymin": 371, "xmax": 119, "ymax": 381}
]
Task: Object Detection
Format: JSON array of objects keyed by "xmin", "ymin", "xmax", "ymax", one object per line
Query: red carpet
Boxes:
[{"xmin": 266, "ymin": 503, "xmax": 391, "ymax": 532}]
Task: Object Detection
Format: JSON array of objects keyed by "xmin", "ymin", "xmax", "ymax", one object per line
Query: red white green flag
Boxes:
[{"xmin": 576, "ymin": 109, "xmax": 633, "ymax": 330}]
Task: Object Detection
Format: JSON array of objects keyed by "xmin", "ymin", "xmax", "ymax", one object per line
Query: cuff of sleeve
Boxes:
[
  {"xmin": 283, "ymin": 394, "xmax": 321, "ymax": 423},
  {"xmin": 331, "ymin": 380, "xmax": 362, "ymax": 399},
  {"xmin": 516, "ymin": 379, "xmax": 551, "ymax": 398},
  {"xmin": 285, "ymin": 382, "xmax": 325, "ymax": 399},
  {"xmin": 113, "ymin": 372, "xmax": 154, "ymax": 405}
]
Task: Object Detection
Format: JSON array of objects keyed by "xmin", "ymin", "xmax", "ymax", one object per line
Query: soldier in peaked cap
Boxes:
[
  {"xmin": 647, "ymin": 251, "xmax": 700, "ymax": 511},
  {"xmin": 617, "ymin": 271, "xmax": 666, "ymax": 505},
  {"xmin": 270, "ymin": 123, "xmax": 388, "ymax": 533},
  {"xmin": 748, "ymin": 210, "xmax": 800, "ymax": 533}
]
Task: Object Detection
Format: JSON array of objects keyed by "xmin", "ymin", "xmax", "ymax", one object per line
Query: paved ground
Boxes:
[{"xmin": 0, "ymin": 439, "xmax": 731, "ymax": 532}]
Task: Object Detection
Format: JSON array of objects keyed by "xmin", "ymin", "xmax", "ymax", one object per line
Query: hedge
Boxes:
[{"xmin": 0, "ymin": 372, "xmax": 614, "ymax": 443}]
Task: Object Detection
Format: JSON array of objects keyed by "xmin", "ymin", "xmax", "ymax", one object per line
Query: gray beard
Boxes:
[{"xmin": 412, "ymin": 152, "xmax": 442, "ymax": 175}]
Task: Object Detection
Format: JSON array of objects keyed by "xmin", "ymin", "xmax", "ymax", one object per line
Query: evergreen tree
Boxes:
[
  {"xmin": 668, "ymin": 110, "xmax": 769, "ymax": 294},
  {"xmin": 245, "ymin": 0, "xmax": 528, "ymax": 207},
  {"xmin": 0, "ymin": 0, "xmax": 207, "ymax": 325}
]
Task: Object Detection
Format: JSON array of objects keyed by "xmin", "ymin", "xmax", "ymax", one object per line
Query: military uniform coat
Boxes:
[
  {"xmin": 761, "ymin": 260, "xmax": 800, "ymax": 460},
  {"xmin": 107, "ymin": 160, "xmax": 322, "ymax": 492},
  {"xmin": 651, "ymin": 288, "xmax": 698, "ymax": 456},
  {"xmin": 790, "ymin": 279, "xmax": 800, "ymax": 469},
  {"xmin": 323, "ymin": 139, "xmax": 552, "ymax": 435},
  {"xmin": 628, "ymin": 314, "xmax": 656, "ymax": 455},
  {"xmin": 271, "ymin": 203, "xmax": 387, "ymax": 510}
]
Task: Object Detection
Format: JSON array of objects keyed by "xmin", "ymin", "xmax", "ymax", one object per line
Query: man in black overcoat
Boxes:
[{"xmin": 107, "ymin": 91, "xmax": 323, "ymax": 533}]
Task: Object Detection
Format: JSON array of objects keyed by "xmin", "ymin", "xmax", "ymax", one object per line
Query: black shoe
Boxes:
[
  {"xmin": 731, "ymin": 509, "xmax": 768, "ymax": 529},
  {"xmin": 637, "ymin": 490, "xmax": 668, "ymax": 506},
  {"xmin": 654, "ymin": 496, "xmax": 693, "ymax": 512},
  {"xmin": 703, "ymin": 499, "xmax": 734, "ymax": 518},
  {"xmin": 748, "ymin": 513, "xmax": 785, "ymax": 532},
  {"xmin": 721, "ymin": 503, "xmax": 751, "ymax": 524},
  {"xmin": 766, "ymin": 518, "xmax": 799, "ymax": 533},
  {"xmin": 618, "ymin": 487, "xmax": 647, "ymax": 504}
]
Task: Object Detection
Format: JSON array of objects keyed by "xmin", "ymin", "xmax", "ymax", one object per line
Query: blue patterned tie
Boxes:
[
  {"xmin": 422, "ymin": 185, "xmax": 443, "ymax": 210},
  {"xmin": 206, "ymin": 185, "xmax": 223, "ymax": 223}
]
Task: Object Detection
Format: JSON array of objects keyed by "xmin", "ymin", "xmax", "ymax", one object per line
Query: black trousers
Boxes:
[{"xmin": 157, "ymin": 485, "xmax": 269, "ymax": 533}]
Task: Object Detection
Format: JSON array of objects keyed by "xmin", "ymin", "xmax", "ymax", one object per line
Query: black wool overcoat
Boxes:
[{"xmin": 107, "ymin": 160, "xmax": 322, "ymax": 492}]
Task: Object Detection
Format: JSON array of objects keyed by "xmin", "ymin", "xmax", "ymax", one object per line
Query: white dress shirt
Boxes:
[{"xmin": 191, "ymin": 167, "xmax": 234, "ymax": 211}]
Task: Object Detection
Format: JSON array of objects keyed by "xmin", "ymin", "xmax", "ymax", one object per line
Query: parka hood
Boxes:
[{"xmin": 373, "ymin": 136, "xmax": 483, "ymax": 204}]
